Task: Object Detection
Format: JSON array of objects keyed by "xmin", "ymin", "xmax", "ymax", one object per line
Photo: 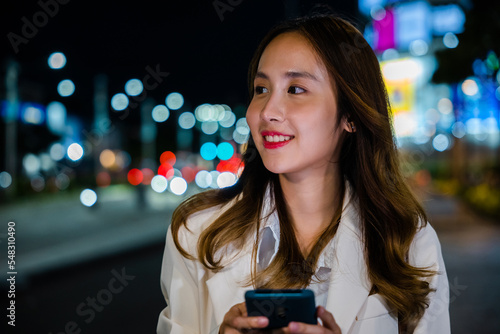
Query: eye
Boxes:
[
  {"xmin": 287, "ymin": 86, "xmax": 306, "ymax": 94},
  {"xmin": 254, "ymin": 86, "xmax": 268, "ymax": 95}
]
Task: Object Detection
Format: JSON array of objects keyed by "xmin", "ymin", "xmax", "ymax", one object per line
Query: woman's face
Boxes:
[{"xmin": 246, "ymin": 32, "xmax": 349, "ymax": 179}]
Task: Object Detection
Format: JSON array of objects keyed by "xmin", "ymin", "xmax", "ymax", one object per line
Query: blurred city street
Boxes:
[
  {"xmin": 1, "ymin": 185, "xmax": 498, "ymax": 333},
  {"xmin": 1, "ymin": 0, "xmax": 500, "ymax": 333}
]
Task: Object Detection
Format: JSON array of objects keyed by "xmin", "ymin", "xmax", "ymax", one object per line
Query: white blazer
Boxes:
[{"xmin": 157, "ymin": 188, "xmax": 450, "ymax": 334}]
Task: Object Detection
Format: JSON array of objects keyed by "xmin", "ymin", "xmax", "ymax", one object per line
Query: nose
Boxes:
[{"xmin": 260, "ymin": 93, "xmax": 284, "ymax": 122}]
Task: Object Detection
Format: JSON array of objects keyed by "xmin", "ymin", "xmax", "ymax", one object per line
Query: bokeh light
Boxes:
[
  {"xmin": 125, "ymin": 79, "xmax": 144, "ymax": 96},
  {"xmin": 195, "ymin": 170, "xmax": 212, "ymax": 189},
  {"xmin": 169, "ymin": 177, "xmax": 187, "ymax": 195},
  {"xmin": 443, "ymin": 32, "xmax": 459, "ymax": 48},
  {"xmin": 217, "ymin": 172, "xmax": 237, "ymax": 188},
  {"xmin": 437, "ymin": 98, "xmax": 453, "ymax": 114},
  {"xmin": 48, "ymin": 52, "xmax": 66, "ymax": 69},
  {"xmin": 209, "ymin": 170, "xmax": 220, "ymax": 188},
  {"xmin": 462, "ymin": 79, "xmax": 479, "ymax": 96},
  {"xmin": 96, "ymin": 171, "xmax": 111, "ymax": 188},
  {"xmin": 49, "ymin": 143, "xmax": 65, "ymax": 161},
  {"xmin": 40, "ymin": 153, "xmax": 53, "ymax": 172},
  {"xmin": 151, "ymin": 175, "xmax": 168, "ymax": 193},
  {"xmin": 23, "ymin": 154, "xmax": 41, "ymax": 175},
  {"xmin": 47, "ymin": 102, "xmax": 67, "ymax": 134},
  {"xmin": 22, "ymin": 105, "xmax": 44, "ymax": 125},
  {"xmin": 141, "ymin": 168, "xmax": 154, "ymax": 185},
  {"xmin": 0, "ymin": 171, "xmax": 12, "ymax": 189},
  {"xmin": 57, "ymin": 79, "xmax": 75, "ymax": 97},
  {"xmin": 152, "ymin": 105, "xmax": 170, "ymax": 122},
  {"xmin": 127, "ymin": 168, "xmax": 143, "ymax": 186},
  {"xmin": 219, "ymin": 109, "xmax": 236, "ymax": 128},
  {"xmin": 409, "ymin": 39, "xmax": 428, "ymax": 56},
  {"xmin": 370, "ymin": 6, "xmax": 386, "ymax": 21},
  {"xmin": 201, "ymin": 121, "xmax": 219, "ymax": 135},
  {"xmin": 178, "ymin": 112, "xmax": 196, "ymax": 129},
  {"xmin": 55, "ymin": 174, "xmax": 70, "ymax": 190},
  {"xmin": 111, "ymin": 93, "xmax": 129, "ymax": 111},
  {"xmin": 31, "ymin": 175, "xmax": 45, "ymax": 192},
  {"xmin": 217, "ymin": 156, "xmax": 242, "ymax": 175},
  {"xmin": 217, "ymin": 142, "xmax": 234, "ymax": 160},
  {"xmin": 80, "ymin": 189, "xmax": 97, "ymax": 207},
  {"xmin": 99, "ymin": 149, "xmax": 116, "ymax": 169},
  {"xmin": 158, "ymin": 163, "xmax": 175, "ymax": 180},
  {"xmin": 200, "ymin": 142, "xmax": 217, "ymax": 160},
  {"xmin": 452, "ymin": 122, "xmax": 466, "ymax": 138},
  {"xmin": 114, "ymin": 151, "xmax": 131, "ymax": 170},
  {"xmin": 160, "ymin": 151, "xmax": 176, "ymax": 166},
  {"xmin": 67, "ymin": 143, "xmax": 84, "ymax": 161},
  {"xmin": 432, "ymin": 134, "xmax": 450, "ymax": 152},
  {"xmin": 166, "ymin": 92, "xmax": 184, "ymax": 110},
  {"xmin": 181, "ymin": 166, "xmax": 196, "ymax": 183}
]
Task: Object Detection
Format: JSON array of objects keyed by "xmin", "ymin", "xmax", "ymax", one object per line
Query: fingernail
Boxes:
[
  {"xmin": 257, "ymin": 317, "xmax": 268, "ymax": 326},
  {"xmin": 289, "ymin": 322, "xmax": 299, "ymax": 331}
]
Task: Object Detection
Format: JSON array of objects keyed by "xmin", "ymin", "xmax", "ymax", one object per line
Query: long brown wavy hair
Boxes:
[{"xmin": 171, "ymin": 14, "xmax": 435, "ymax": 331}]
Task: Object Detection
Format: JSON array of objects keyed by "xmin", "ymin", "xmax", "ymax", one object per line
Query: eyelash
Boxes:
[{"xmin": 254, "ymin": 85, "xmax": 306, "ymax": 95}]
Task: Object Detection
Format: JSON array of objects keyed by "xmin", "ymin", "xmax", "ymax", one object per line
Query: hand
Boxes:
[
  {"xmin": 279, "ymin": 306, "xmax": 341, "ymax": 334},
  {"xmin": 219, "ymin": 302, "xmax": 269, "ymax": 333}
]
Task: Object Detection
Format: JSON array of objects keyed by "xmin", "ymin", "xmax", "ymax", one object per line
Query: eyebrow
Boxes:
[{"xmin": 255, "ymin": 70, "xmax": 319, "ymax": 81}]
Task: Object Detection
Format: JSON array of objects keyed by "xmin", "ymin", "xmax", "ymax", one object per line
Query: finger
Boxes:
[
  {"xmin": 230, "ymin": 315, "xmax": 269, "ymax": 329},
  {"xmin": 236, "ymin": 302, "xmax": 248, "ymax": 317},
  {"xmin": 282, "ymin": 321, "xmax": 324, "ymax": 333},
  {"xmin": 316, "ymin": 306, "xmax": 341, "ymax": 333}
]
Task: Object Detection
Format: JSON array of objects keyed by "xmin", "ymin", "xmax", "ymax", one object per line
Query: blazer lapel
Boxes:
[{"xmin": 325, "ymin": 191, "xmax": 371, "ymax": 333}]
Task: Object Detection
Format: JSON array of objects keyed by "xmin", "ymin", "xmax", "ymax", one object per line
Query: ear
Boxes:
[{"xmin": 342, "ymin": 118, "xmax": 356, "ymax": 133}]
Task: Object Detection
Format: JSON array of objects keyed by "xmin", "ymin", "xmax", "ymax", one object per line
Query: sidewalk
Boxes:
[
  {"xmin": 420, "ymin": 188, "xmax": 500, "ymax": 334},
  {"xmin": 0, "ymin": 184, "xmax": 189, "ymax": 281}
]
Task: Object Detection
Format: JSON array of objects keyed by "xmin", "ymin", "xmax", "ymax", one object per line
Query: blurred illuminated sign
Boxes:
[
  {"xmin": 432, "ymin": 4, "xmax": 465, "ymax": 36},
  {"xmin": 381, "ymin": 58, "xmax": 422, "ymax": 137},
  {"xmin": 373, "ymin": 7, "xmax": 395, "ymax": 51},
  {"xmin": 394, "ymin": 1, "xmax": 432, "ymax": 51},
  {"xmin": 361, "ymin": 0, "xmax": 463, "ymax": 52}
]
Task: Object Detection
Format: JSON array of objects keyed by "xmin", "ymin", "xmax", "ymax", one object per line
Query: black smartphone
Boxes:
[{"xmin": 245, "ymin": 289, "xmax": 317, "ymax": 329}]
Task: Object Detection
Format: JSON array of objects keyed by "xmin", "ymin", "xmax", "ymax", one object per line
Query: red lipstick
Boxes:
[{"xmin": 261, "ymin": 131, "xmax": 294, "ymax": 149}]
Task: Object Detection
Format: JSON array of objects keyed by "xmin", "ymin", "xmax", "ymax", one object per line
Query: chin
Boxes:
[{"xmin": 261, "ymin": 160, "xmax": 288, "ymax": 175}]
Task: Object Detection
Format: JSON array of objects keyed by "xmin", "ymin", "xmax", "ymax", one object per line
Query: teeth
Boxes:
[{"xmin": 265, "ymin": 135, "xmax": 292, "ymax": 142}]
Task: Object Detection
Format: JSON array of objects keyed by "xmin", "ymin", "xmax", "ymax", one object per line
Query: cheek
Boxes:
[{"xmin": 246, "ymin": 107, "xmax": 260, "ymax": 134}]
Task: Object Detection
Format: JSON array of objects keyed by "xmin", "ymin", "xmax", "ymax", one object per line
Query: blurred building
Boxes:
[{"xmin": 359, "ymin": 0, "xmax": 499, "ymax": 152}]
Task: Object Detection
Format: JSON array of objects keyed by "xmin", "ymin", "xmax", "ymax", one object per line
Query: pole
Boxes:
[{"xmin": 4, "ymin": 59, "xmax": 20, "ymax": 200}]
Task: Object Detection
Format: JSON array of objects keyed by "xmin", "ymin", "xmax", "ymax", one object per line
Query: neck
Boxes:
[{"xmin": 278, "ymin": 165, "xmax": 342, "ymax": 251}]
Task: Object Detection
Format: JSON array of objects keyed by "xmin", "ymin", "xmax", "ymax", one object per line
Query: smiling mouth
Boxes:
[
  {"xmin": 262, "ymin": 134, "xmax": 294, "ymax": 149},
  {"xmin": 264, "ymin": 135, "xmax": 293, "ymax": 142}
]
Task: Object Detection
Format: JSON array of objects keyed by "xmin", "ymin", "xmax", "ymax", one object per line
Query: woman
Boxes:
[{"xmin": 157, "ymin": 14, "xmax": 450, "ymax": 334}]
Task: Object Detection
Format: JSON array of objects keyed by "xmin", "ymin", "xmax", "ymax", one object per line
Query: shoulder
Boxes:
[{"xmin": 408, "ymin": 222, "xmax": 445, "ymax": 268}]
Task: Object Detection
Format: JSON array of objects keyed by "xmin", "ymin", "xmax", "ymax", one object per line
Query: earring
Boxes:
[{"xmin": 346, "ymin": 121, "xmax": 356, "ymax": 132}]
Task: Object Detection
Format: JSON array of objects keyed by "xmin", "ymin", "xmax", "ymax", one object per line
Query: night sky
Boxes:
[{"xmin": 1, "ymin": 0, "xmax": 358, "ymax": 116}]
